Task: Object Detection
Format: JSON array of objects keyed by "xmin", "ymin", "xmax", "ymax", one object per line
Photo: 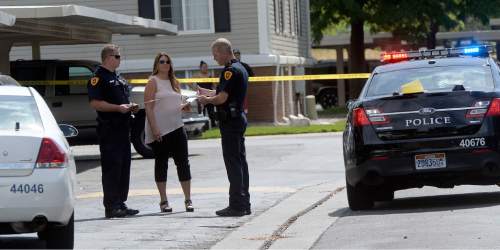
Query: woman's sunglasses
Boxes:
[{"xmin": 159, "ymin": 60, "xmax": 171, "ymax": 65}]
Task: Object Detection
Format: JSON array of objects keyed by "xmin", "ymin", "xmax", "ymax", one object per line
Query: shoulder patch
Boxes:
[
  {"xmin": 90, "ymin": 77, "xmax": 100, "ymax": 86},
  {"xmin": 224, "ymin": 71, "xmax": 233, "ymax": 80}
]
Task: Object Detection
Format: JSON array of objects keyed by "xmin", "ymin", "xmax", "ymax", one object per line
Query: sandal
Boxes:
[
  {"xmin": 185, "ymin": 199, "xmax": 194, "ymax": 212},
  {"xmin": 160, "ymin": 200, "xmax": 172, "ymax": 213}
]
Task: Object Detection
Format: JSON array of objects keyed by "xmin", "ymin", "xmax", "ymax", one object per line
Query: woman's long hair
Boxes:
[{"xmin": 152, "ymin": 52, "xmax": 180, "ymax": 93}]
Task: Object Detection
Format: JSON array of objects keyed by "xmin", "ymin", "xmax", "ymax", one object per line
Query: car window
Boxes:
[
  {"xmin": 0, "ymin": 95, "xmax": 43, "ymax": 132},
  {"xmin": 366, "ymin": 65, "xmax": 495, "ymax": 97},
  {"xmin": 0, "ymin": 75, "xmax": 20, "ymax": 86},
  {"xmin": 55, "ymin": 66, "xmax": 92, "ymax": 96}
]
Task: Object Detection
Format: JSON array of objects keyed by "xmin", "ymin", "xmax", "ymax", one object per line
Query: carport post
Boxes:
[
  {"xmin": 336, "ymin": 47, "xmax": 346, "ymax": 107},
  {"xmin": 32, "ymin": 41, "xmax": 41, "ymax": 60},
  {"xmin": 0, "ymin": 42, "xmax": 12, "ymax": 75}
]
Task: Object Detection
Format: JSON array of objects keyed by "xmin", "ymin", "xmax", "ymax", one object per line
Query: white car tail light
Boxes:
[{"xmin": 36, "ymin": 138, "xmax": 67, "ymax": 168}]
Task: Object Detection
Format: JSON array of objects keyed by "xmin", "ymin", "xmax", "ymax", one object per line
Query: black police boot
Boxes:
[
  {"xmin": 121, "ymin": 204, "xmax": 140, "ymax": 216},
  {"xmin": 215, "ymin": 206, "xmax": 245, "ymax": 217},
  {"xmin": 105, "ymin": 208, "xmax": 127, "ymax": 218},
  {"xmin": 245, "ymin": 208, "xmax": 252, "ymax": 215}
]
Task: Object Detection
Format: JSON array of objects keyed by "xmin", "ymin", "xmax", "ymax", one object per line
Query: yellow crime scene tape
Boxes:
[{"xmin": 18, "ymin": 73, "xmax": 371, "ymax": 86}]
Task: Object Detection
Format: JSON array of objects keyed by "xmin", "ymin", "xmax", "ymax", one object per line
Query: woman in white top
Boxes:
[{"xmin": 144, "ymin": 52, "xmax": 193, "ymax": 213}]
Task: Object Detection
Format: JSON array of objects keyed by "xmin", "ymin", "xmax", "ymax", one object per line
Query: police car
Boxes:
[
  {"xmin": 0, "ymin": 82, "xmax": 76, "ymax": 248},
  {"xmin": 343, "ymin": 46, "xmax": 500, "ymax": 210}
]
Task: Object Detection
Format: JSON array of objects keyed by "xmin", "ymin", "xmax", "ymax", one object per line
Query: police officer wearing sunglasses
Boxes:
[
  {"xmin": 87, "ymin": 44, "xmax": 140, "ymax": 218},
  {"xmin": 198, "ymin": 38, "xmax": 251, "ymax": 217}
]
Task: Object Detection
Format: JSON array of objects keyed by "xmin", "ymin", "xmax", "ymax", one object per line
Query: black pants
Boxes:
[
  {"xmin": 149, "ymin": 127, "xmax": 191, "ymax": 182},
  {"xmin": 204, "ymin": 104, "xmax": 216, "ymax": 127},
  {"xmin": 219, "ymin": 114, "xmax": 250, "ymax": 211},
  {"xmin": 97, "ymin": 118, "xmax": 131, "ymax": 210}
]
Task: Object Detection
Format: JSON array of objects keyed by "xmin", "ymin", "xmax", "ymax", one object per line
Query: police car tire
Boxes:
[
  {"xmin": 373, "ymin": 189, "xmax": 394, "ymax": 202},
  {"xmin": 38, "ymin": 212, "xmax": 74, "ymax": 249},
  {"xmin": 346, "ymin": 180, "xmax": 374, "ymax": 210},
  {"xmin": 131, "ymin": 110, "xmax": 155, "ymax": 159}
]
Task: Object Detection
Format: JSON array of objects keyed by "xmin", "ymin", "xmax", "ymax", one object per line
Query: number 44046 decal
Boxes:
[
  {"xmin": 10, "ymin": 184, "xmax": 44, "ymax": 194},
  {"xmin": 459, "ymin": 138, "xmax": 486, "ymax": 148}
]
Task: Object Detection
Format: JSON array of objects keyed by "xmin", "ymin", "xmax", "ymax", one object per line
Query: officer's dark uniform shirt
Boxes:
[
  {"xmin": 216, "ymin": 59, "xmax": 248, "ymax": 113},
  {"xmin": 240, "ymin": 61, "xmax": 254, "ymax": 77},
  {"xmin": 87, "ymin": 66, "xmax": 131, "ymax": 121}
]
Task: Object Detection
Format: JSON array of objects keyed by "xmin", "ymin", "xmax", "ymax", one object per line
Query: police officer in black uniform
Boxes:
[
  {"xmin": 198, "ymin": 38, "xmax": 250, "ymax": 217},
  {"xmin": 87, "ymin": 44, "xmax": 140, "ymax": 218}
]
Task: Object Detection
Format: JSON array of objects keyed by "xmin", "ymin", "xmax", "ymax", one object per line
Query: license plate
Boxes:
[{"xmin": 415, "ymin": 153, "xmax": 446, "ymax": 170}]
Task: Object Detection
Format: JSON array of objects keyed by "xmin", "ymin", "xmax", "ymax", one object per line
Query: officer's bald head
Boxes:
[
  {"xmin": 211, "ymin": 38, "xmax": 233, "ymax": 55},
  {"xmin": 211, "ymin": 38, "xmax": 234, "ymax": 66},
  {"xmin": 101, "ymin": 44, "xmax": 120, "ymax": 62},
  {"xmin": 101, "ymin": 44, "xmax": 121, "ymax": 71}
]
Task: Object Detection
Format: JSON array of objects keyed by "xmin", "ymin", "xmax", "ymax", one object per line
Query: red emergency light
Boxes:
[{"xmin": 381, "ymin": 51, "xmax": 409, "ymax": 63}]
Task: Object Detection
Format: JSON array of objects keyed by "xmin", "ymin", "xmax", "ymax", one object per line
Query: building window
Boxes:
[
  {"xmin": 159, "ymin": 0, "xmax": 214, "ymax": 34},
  {"xmin": 274, "ymin": 0, "xmax": 285, "ymax": 34},
  {"xmin": 274, "ymin": 0, "xmax": 301, "ymax": 37},
  {"xmin": 292, "ymin": 0, "xmax": 301, "ymax": 36}
]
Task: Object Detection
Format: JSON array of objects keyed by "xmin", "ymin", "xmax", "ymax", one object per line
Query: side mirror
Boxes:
[{"xmin": 59, "ymin": 124, "xmax": 78, "ymax": 138}]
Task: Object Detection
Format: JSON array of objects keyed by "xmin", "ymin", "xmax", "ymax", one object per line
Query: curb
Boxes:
[
  {"xmin": 211, "ymin": 181, "xmax": 346, "ymax": 250},
  {"xmin": 269, "ymin": 186, "xmax": 348, "ymax": 249}
]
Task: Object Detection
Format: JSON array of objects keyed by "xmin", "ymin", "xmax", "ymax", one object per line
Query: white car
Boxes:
[{"xmin": 0, "ymin": 84, "xmax": 77, "ymax": 249}]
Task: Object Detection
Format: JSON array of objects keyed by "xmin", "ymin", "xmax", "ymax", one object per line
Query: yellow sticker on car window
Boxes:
[
  {"xmin": 224, "ymin": 71, "xmax": 232, "ymax": 80},
  {"xmin": 90, "ymin": 77, "xmax": 99, "ymax": 86},
  {"xmin": 400, "ymin": 79, "xmax": 424, "ymax": 94}
]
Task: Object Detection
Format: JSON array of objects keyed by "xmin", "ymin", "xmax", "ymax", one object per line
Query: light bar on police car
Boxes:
[{"xmin": 380, "ymin": 45, "xmax": 492, "ymax": 63}]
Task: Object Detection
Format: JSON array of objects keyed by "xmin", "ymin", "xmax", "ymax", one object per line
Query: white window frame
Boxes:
[{"xmin": 155, "ymin": 0, "xmax": 215, "ymax": 35}]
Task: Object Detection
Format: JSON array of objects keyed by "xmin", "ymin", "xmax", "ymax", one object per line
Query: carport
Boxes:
[{"xmin": 0, "ymin": 5, "xmax": 177, "ymax": 74}]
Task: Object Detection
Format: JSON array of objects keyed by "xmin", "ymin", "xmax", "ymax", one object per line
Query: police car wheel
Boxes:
[
  {"xmin": 38, "ymin": 212, "xmax": 74, "ymax": 249},
  {"xmin": 346, "ymin": 179, "xmax": 374, "ymax": 210},
  {"xmin": 373, "ymin": 189, "xmax": 394, "ymax": 202},
  {"xmin": 318, "ymin": 89, "xmax": 337, "ymax": 109},
  {"xmin": 131, "ymin": 110, "xmax": 154, "ymax": 159}
]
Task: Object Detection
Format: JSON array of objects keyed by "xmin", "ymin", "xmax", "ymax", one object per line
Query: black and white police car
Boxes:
[{"xmin": 343, "ymin": 46, "xmax": 500, "ymax": 210}]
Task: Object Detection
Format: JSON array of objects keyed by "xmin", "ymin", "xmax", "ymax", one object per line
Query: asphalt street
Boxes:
[
  {"xmin": 0, "ymin": 132, "xmax": 344, "ymax": 249},
  {"xmin": 4, "ymin": 131, "xmax": 500, "ymax": 249}
]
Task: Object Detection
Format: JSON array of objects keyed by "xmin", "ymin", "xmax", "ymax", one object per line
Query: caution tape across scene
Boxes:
[{"xmin": 18, "ymin": 73, "xmax": 371, "ymax": 86}]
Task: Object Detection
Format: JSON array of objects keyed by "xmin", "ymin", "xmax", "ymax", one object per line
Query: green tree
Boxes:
[
  {"xmin": 310, "ymin": 0, "xmax": 375, "ymax": 98},
  {"xmin": 375, "ymin": 0, "xmax": 500, "ymax": 49},
  {"xmin": 311, "ymin": 0, "xmax": 500, "ymax": 97}
]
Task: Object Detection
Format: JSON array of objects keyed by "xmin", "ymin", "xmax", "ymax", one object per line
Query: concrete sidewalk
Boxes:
[{"xmin": 211, "ymin": 181, "xmax": 347, "ymax": 250}]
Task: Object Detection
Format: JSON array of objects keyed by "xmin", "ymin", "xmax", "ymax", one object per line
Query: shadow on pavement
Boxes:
[
  {"xmin": 329, "ymin": 191, "xmax": 500, "ymax": 217},
  {"xmin": 75, "ymin": 211, "xmax": 187, "ymax": 223},
  {"xmin": 76, "ymin": 160, "xmax": 101, "ymax": 174},
  {"xmin": 0, "ymin": 236, "xmax": 45, "ymax": 249}
]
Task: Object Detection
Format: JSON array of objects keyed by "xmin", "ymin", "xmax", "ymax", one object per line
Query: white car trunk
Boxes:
[{"xmin": 0, "ymin": 134, "xmax": 41, "ymax": 176}]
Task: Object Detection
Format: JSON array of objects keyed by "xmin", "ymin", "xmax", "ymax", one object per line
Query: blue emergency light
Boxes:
[{"xmin": 463, "ymin": 47, "xmax": 480, "ymax": 54}]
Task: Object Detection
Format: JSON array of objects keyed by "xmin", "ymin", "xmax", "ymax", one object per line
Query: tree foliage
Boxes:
[
  {"xmin": 373, "ymin": 0, "xmax": 500, "ymax": 48},
  {"xmin": 310, "ymin": 0, "xmax": 500, "ymax": 97}
]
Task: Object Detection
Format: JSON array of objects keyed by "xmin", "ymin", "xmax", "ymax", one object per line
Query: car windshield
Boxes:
[
  {"xmin": 0, "ymin": 75, "xmax": 21, "ymax": 86},
  {"xmin": 0, "ymin": 96, "xmax": 43, "ymax": 132},
  {"xmin": 366, "ymin": 65, "xmax": 494, "ymax": 97}
]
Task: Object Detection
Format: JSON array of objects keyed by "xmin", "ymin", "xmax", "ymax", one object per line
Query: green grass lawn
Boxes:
[
  {"xmin": 317, "ymin": 106, "xmax": 348, "ymax": 117},
  {"xmin": 200, "ymin": 119, "xmax": 346, "ymax": 139}
]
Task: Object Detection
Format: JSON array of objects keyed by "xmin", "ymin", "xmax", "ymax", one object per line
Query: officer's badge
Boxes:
[
  {"xmin": 90, "ymin": 77, "xmax": 100, "ymax": 86},
  {"xmin": 224, "ymin": 71, "xmax": 232, "ymax": 80}
]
